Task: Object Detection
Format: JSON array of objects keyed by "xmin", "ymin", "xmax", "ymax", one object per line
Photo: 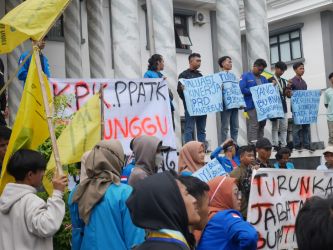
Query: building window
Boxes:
[
  {"xmin": 270, "ymin": 29, "xmax": 302, "ymax": 64},
  {"xmin": 174, "ymin": 15, "xmax": 192, "ymax": 50},
  {"xmin": 47, "ymin": 16, "xmax": 64, "ymax": 41}
]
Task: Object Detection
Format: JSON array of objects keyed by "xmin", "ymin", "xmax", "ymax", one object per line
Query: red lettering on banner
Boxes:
[
  {"xmin": 129, "ymin": 117, "xmax": 143, "ymax": 138},
  {"xmin": 156, "ymin": 115, "xmax": 168, "ymax": 136},
  {"xmin": 104, "ymin": 115, "xmax": 168, "ymax": 139},
  {"xmin": 142, "ymin": 118, "xmax": 157, "ymax": 135},
  {"xmin": 114, "ymin": 118, "xmax": 129, "ymax": 139},
  {"xmin": 300, "ymin": 176, "xmax": 311, "ymax": 198},
  {"xmin": 288, "ymin": 200, "xmax": 299, "ymax": 217},
  {"xmin": 282, "ymin": 225, "xmax": 295, "ymax": 244}
]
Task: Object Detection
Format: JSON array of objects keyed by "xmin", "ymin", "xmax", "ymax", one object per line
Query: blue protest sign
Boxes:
[
  {"xmin": 219, "ymin": 71, "xmax": 246, "ymax": 109},
  {"xmin": 181, "ymin": 73, "xmax": 223, "ymax": 116},
  {"xmin": 250, "ymin": 83, "xmax": 284, "ymax": 122},
  {"xmin": 192, "ymin": 158, "xmax": 227, "ymax": 182},
  {"xmin": 291, "ymin": 90, "xmax": 321, "ymax": 124}
]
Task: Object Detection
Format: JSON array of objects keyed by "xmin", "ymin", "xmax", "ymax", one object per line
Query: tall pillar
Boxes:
[
  {"xmin": 111, "ymin": 0, "xmax": 141, "ymax": 78},
  {"xmin": 150, "ymin": 0, "xmax": 181, "ymax": 148},
  {"xmin": 86, "ymin": 0, "xmax": 107, "ymax": 78},
  {"xmin": 64, "ymin": 0, "xmax": 83, "ymax": 78},
  {"xmin": 243, "ymin": 0, "xmax": 270, "ymax": 68},
  {"xmin": 215, "ymin": 0, "xmax": 244, "ymax": 145},
  {"xmin": 216, "ymin": 0, "xmax": 242, "ymax": 77},
  {"xmin": 5, "ymin": 0, "xmax": 24, "ymax": 125}
]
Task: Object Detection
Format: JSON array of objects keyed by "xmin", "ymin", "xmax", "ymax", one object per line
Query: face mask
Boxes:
[{"xmin": 155, "ymin": 152, "xmax": 164, "ymax": 170}]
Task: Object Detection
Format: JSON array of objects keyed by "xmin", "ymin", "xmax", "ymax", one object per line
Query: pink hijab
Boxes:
[{"xmin": 178, "ymin": 141, "xmax": 205, "ymax": 173}]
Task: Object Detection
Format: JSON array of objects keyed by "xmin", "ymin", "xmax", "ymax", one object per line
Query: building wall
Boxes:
[{"xmin": 268, "ymin": 11, "xmax": 329, "ymax": 144}]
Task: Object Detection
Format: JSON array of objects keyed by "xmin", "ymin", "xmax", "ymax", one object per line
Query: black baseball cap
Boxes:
[{"xmin": 256, "ymin": 137, "xmax": 272, "ymax": 149}]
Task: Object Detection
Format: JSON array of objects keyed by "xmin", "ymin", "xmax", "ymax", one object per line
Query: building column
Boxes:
[
  {"xmin": 215, "ymin": 0, "xmax": 244, "ymax": 145},
  {"xmin": 64, "ymin": 0, "xmax": 83, "ymax": 78},
  {"xmin": 216, "ymin": 0, "xmax": 242, "ymax": 77},
  {"xmin": 111, "ymin": 0, "xmax": 141, "ymax": 78},
  {"xmin": 150, "ymin": 0, "xmax": 181, "ymax": 148},
  {"xmin": 243, "ymin": 0, "xmax": 270, "ymax": 68},
  {"xmin": 86, "ymin": 0, "xmax": 107, "ymax": 78},
  {"xmin": 5, "ymin": 0, "xmax": 24, "ymax": 125}
]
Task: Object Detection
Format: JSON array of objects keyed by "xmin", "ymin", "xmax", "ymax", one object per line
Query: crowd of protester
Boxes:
[{"xmin": 1, "ymin": 50, "xmax": 333, "ymax": 250}]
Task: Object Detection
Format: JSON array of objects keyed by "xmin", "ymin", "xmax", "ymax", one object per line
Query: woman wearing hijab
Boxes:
[
  {"xmin": 69, "ymin": 140, "xmax": 145, "ymax": 250},
  {"xmin": 128, "ymin": 135, "xmax": 164, "ymax": 186},
  {"xmin": 126, "ymin": 171, "xmax": 201, "ymax": 250},
  {"xmin": 178, "ymin": 141, "xmax": 206, "ymax": 176},
  {"xmin": 197, "ymin": 176, "xmax": 257, "ymax": 250},
  {"xmin": 68, "ymin": 151, "xmax": 91, "ymax": 250}
]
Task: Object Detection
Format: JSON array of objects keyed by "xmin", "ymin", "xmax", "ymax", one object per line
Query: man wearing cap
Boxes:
[
  {"xmin": 255, "ymin": 137, "xmax": 273, "ymax": 168},
  {"xmin": 317, "ymin": 146, "xmax": 333, "ymax": 170}
]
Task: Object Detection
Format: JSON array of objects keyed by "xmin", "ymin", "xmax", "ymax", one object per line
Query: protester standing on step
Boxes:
[
  {"xmin": 240, "ymin": 59, "xmax": 269, "ymax": 144},
  {"xmin": 178, "ymin": 53, "xmax": 207, "ymax": 145},
  {"xmin": 288, "ymin": 62, "xmax": 311, "ymax": 151},
  {"xmin": 218, "ymin": 56, "xmax": 239, "ymax": 143}
]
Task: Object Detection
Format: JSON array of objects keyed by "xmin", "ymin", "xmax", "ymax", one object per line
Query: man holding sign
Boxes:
[
  {"xmin": 288, "ymin": 62, "xmax": 312, "ymax": 151},
  {"xmin": 218, "ymin": 56, "xmax": 244, "ymax": 143},
  {"xmin": 177, "ymin": 53, "xmax": 207, "ymax": 144},
  {"xmin": 240, "ymin": 59, "xmax": 269, "ymax": 144}
]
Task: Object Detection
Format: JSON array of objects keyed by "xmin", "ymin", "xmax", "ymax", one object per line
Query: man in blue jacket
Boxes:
[
  {"xmin": 18, "ymin": 38, "xmax": 50, "ymax": 86},
  {"xmin": 240, "ymin": 59, "xmax": 268, "ymax": 144}
]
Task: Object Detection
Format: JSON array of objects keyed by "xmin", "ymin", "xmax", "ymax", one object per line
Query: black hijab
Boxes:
[{"xmin": 126, "ymin": 171, "xmax": 195, "ymax": 248}]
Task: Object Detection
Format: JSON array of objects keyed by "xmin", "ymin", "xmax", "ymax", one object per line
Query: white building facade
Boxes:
[{"xmin": 0, "ymin": 0, "xmax": 333, "ymax": 152}]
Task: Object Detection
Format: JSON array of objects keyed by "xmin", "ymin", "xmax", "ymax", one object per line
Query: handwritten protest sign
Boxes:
[
  {"xmin": 250, "ymin": 83, "xmax": 284, "ymax": 121},
  {"xmin": 291, "ymin": 90, "xmax": 321, "ymax": 125},
  {"xmin": 219, "ymin": 72, "xmax": 245, "ymax": 109},
  {"xmin": 180, "ymin": 73, "xmax": 223, "ymax": 116},
  {"xmin": 247, "ymin": 168, "xmax": 333, "ymax": 250},
  {"xmin": 192, "ymin": 158, "xmax": 227, "ymax": 182},
  {"xmin": 50, "ymin": 78, "xmax": 178, "ymax": 171}
]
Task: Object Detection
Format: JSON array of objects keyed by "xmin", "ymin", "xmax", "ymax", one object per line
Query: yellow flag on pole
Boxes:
[
  {"xmin": 0, "ymin": 0, "xmax": 70, "ymax": 54},
  {"xmin": 43, "ymin": 94, "xmax": 101, "ymax": 195},
  {"xmin": 0, "ymin": 50, "xmax": 52, "ymax": 193}
]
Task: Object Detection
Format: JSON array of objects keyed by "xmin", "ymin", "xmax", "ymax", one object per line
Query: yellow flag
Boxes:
[
  {"xmin": 0, "ymin": 51, "xmax": 52, "ymax": 192},
  {"xmin": 43, "ymin": 94, "xmax": 101, "ymax": 195},
  {"xmin": 0, "ymin": 0, "xmax": 70, "ymax": 54},
  {"xmin": 261, "ymin": 71, "xmax": 274, "ymax": 80}
]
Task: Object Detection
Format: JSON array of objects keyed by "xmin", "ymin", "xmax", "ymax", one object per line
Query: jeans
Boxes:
[
  {"xmin": 271, "ymin": 114, "xmax": 288, "ymax": 147},
  {"xmin": 328, "ymin": 120, "xmax": 333, "ymax": 145},
  {"xmin": 246, "ymin": 109, "xmax": 266, "ymax": 144},
  {"xmin": 292, "ymin": 124, "xmax": 310, "ymax": 148},
  {"xmin": 184, "ymin": 108, "xmax": 207, "ymax": 143},
  {"xmin": 221, "ymin": 108, "xmax": 239, "ymax": 143}
]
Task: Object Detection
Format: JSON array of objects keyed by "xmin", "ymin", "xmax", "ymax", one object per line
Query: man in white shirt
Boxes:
[{"xmin": 317, "ymin": 146, "xmax": 333, "ymax": 170}]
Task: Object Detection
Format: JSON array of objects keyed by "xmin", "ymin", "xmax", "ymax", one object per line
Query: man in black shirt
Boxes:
[{"xmin": 177, "ymin": 53, "xmax": 207, "ymax": 144}]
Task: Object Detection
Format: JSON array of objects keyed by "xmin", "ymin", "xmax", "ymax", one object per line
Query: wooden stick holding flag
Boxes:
[
  {"xmin": 33, "ymin": 45, "xmax": 63, "ymax": 176},
  {"xmin": 100, "ymin": 83, "xmax": 105, "ymax": 140}
]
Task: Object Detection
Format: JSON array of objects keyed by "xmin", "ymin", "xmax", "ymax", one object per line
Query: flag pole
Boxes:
[
  {"xmin": 99, "ymin": 83, "xmax": 104, "ymax": 140},
  {"xmin": 33, "ymin": 45, "xmax": 64, "ymax": 176}
]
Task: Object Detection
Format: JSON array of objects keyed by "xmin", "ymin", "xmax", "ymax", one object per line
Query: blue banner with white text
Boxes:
[{"xmin": 291, "ymin": 90, "xmax": 321, "ymax": 125}]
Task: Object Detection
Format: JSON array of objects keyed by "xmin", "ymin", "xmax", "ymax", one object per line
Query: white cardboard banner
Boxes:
[
  {"xmin": 247, "ymin": 168, "xmax": 333, "ymax": 250},
  {"xmin": 50, "ymin": 78, "xmax": 178, "ymax": 171}
]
